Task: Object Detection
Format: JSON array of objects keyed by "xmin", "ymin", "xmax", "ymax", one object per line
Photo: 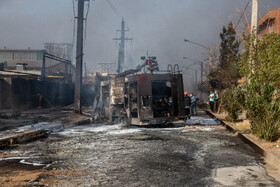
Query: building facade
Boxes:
[
  {"xmin": 0, "ymin": 45, "xmax": 75, "ymax": 82},
  {"xmin": 245, "ymin": 6, "xmax": 280, "ymax": 39},
  {"xmin": 44, "ymin": 43, "xmax": 73, "ymax": 61},
  {"xmin": 258, "ymin": 6, "xmax": 280, "ymax": 38},
  {"xmin": 0, "ymin": 48, "xmax": 44, "ymax": 71},
  {"xmin": 97, "ymin": 62, "xmax": 116, "ymax": 76}
]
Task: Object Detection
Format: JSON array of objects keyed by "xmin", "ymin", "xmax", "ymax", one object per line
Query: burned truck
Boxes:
[{"xmin": 96, "ymin": 57, "xmax": 186, "ymax": 126}]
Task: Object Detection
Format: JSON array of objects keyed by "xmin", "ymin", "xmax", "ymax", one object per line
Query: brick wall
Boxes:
[{"xmin": 258, "ymin": 7, "xmax": 280, "ymax": 38}]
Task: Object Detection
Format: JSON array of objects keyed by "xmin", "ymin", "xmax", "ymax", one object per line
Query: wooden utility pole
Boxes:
[{"xmin": 74, "ymin": 0, "xmax": 86, "ymax": 113}]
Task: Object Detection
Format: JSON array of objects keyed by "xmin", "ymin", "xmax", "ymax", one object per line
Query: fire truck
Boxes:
[{"xmin": 95, "ymin": 56, "xmax": 186, "ymax": 126}]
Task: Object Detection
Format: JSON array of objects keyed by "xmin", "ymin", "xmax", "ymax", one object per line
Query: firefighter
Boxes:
[{"xmin": 184, "ymin": 91, "xmax": 191, "ymax": 119}]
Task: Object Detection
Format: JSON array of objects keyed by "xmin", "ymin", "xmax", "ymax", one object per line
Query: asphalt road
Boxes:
[{"xmin": 0, "ymin": 111, "xmax": 279, "ymax": 186}]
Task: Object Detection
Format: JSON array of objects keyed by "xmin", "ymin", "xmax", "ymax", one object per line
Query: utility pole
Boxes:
[
  {"xmin": 74, "ymin": 0, "xmax": 86, "ymax": 113},
  {"xmin": 195, "ymin": 69, "xmax": 198, "ymax": 86},
  {"xmin": 42, "ymin": 52, "xmax": 46, "ymax": 80},
  {"xmin": 192, "ymin": 75, "xmax": 194, "ymax": 89},
  {"xmin": 200, "ymin": 61, "xmax": 203, "ymax": 84},
  {"xmin": 183, "ymin": 56, "xmax": 203, "ymax": 85},
  {"xmin": 183, "ymin": 39, "xmax": 209, "ymax": 89},
  {"xmin": 113, "ymin": 18, "xmax": 133, "ymax": 73},
  {"xmin": 84, "ymin": 62, "xmax": 87, "ymax": 82},
  {"xmin": 250, "ymin": 0, "xmax": 258, "ymax": 72},
  {"xmin": 209, "ymin": 47, "xmax": 213, "ymax": 71},
  {"xmin": 251, "ymin": 0, "xmax": 258, "ymax": 39}
]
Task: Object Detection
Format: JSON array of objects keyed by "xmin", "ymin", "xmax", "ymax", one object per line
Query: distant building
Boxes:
[
  {"xmin": 97, "ymin": 62, "xmax": 116, "ymax": 76},
  {"xmin": 44, "ymin": 43, "xmax": 73, "ymax": 60},
  {"xmin": 246, "ymin": 6, "xmax": 280, "ymax": 39},
  {"xmin": 44, "ymin": 43, "xmax": 75, "ymax": 82},
  {"xmin": 0, "ymin": 46, "xmax": 75, "ymax": 82},
  {"xmin": 0, "ymin": 48, "xmax": 44, "ymax": 71}
]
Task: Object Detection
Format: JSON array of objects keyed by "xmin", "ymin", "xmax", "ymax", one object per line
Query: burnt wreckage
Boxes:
[{"xmin": 96, "ymin": 56, "xmax": 186, "ymax": 125}]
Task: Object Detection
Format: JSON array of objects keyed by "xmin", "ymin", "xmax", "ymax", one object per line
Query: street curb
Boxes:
[
  {"xmin": 205, "ymin": 110, "xmax": 280, "ymax": 169},
  {"xmin": 206, "ymin": 110, "xmax": 235, "ymax": 133}
]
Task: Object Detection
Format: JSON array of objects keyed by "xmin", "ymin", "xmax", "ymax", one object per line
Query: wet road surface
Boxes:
[{"xmin": 0, "ymin": 111, "xmax": 279, "ymax": 186}]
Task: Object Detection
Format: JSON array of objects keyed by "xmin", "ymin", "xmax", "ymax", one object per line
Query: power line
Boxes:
[
  {"xmin": 259, "ymin": 0, "xmax": 271, "ymax": 12},
  {"xmin": 105, "ymin": 0, "xmax": 133, "ymax": 71},
  {"xmin": 234, "ymin": 0, "xmax": 250, "ymax": 30},
  {"xmin": 106, "ymin": 0, "xmax": 123, "ymax": 20},
  {"xmin": 105, "ymin": 0, "xmax": 133, "ymax": 40}
]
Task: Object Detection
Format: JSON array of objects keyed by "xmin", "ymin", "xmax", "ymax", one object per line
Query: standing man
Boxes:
[
  {"xmin": 184, "ymin": 91, "xmax": 191, "ymax": 119},
  {"xmin": 209, "ymin": 90, "xmax": 215, "ymax": 112},
  {"xmin": 214, "ymin": 90, "xmax": 219, "ymax": 113},
  {"xmin": 190, "ymin": 93, "xmax": 196, "ymax": 116}
]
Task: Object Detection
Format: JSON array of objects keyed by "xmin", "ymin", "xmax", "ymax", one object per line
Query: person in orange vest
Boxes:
[{"xmin": 184, "ymin": 91, "xmax": 191, "ymax": 119}]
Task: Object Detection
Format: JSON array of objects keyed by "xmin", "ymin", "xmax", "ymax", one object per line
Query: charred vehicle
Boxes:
[{"xmin": 96, "ymin": 57, "xmax": 186, "ymax": 125}]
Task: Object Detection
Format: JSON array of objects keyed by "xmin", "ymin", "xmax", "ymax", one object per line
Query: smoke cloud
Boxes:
[{"xmin": 0, "ymin": 0, "xmax": 279, "ymax": 91}]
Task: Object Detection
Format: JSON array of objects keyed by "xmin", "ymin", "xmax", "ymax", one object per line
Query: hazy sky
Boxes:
[{"xmin": 0, "ymin": 0, "xmax": 279, "ymax": 84}]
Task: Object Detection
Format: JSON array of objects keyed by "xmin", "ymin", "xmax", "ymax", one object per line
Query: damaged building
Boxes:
[{"xmin": 0, "ymin": 46, "xmax": 75, "ymax": 110}]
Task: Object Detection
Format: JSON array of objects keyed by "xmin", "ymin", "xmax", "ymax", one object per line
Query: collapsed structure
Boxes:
[{"xmin": 94, "ymin": 57, "xmax": 186, "ymax": 126}]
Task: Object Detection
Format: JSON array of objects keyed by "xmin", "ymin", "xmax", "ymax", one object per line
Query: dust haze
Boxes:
[{"xmin": 0, "ymin": 0, "xmax": 279, "ymax": 83}]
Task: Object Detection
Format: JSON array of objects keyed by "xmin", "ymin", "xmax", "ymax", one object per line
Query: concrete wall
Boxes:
[
  {"xmin": 0, "ymin": 78, "xmax": 13, "ymax": 109},
  {"xmin": 0, "ymin": 77, "xmax": 74, "ymax": 110}
]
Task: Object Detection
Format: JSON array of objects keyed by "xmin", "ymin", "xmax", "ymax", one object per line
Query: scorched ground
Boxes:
[{"xmin": 0, "ymin": 111, "xmax": 278, "ymax": 186}]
